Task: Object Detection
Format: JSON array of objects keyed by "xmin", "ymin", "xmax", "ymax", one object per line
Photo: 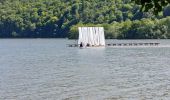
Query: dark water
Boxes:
[{"xmin": 0, "ymin": 39, "xmax": 170, "ymax": 100}]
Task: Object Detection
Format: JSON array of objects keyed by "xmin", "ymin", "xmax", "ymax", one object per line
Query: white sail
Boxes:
[
  {"xmin": 78, "ymin": 27, "xmax": 105, "ymax": 47},
  {"xmin": 78, "ymin": 27, "xmax": 82, "ymax": 44},
  {"xmin": 99, "ymin": 27, "xmax": 105, "ymax": 46},
  {"xmin": 101, "ymin": 27, "xmax": 105, "ymax": 45},
  {"xmin": 96, "ymin": 27, "xmax": 100, "ymax": 45},
  {"xmin": 81, "ymin": 27, "xmax": 85, "ymax": 44}
]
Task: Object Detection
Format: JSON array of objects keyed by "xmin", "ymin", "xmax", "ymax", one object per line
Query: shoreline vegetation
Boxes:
[
  {"xmin": 0, "ymin": 0, "xmax": 170, "ymax": 39},
  {"xmin": 69, "ymin": 17, "xmax": 170, "ymax": 39}
]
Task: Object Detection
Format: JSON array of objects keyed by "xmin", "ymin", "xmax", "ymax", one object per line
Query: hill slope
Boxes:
[{"xmin": 0, "ymin": 0, "xmax": 170, "ymax": 38}]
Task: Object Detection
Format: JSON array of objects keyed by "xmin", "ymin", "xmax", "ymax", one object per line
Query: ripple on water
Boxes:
[{"xmin": 0, "ymin": 39, "xmax": 170, "ymax": 100}]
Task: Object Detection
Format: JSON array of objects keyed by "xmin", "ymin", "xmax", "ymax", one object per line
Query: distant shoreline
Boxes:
[{"xmin": 0, "ymin": 38, "xmax": 169, "ymax": 40}]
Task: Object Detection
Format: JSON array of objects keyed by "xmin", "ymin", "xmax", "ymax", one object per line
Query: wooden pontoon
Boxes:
[{"xmin": 68, "ymin": 43, "xmax": 160, "ymax": 47}]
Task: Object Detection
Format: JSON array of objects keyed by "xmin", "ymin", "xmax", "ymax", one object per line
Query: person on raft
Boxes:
[{"xmin": 80, "ymin": 42, "xmax": 83, "ymax": 47}]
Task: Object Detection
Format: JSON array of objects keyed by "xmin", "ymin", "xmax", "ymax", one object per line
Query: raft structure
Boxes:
[
  {"xmin": 68, "ymin": 42, "xmax": 160, "ymax": 47},
  {"xmin": 106, "ymin": 42, "xmax": 160, "ymax": 47},
  {"xmin": 78, "ymin": 27, "xmax": 105, "ymax": 47},
  {"xmin": 68, "ymin": 27, "xmax": 160, "ymax": 47}
]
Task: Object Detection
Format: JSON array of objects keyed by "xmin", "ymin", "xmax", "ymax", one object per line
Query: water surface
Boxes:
[{"xmin": 0, "ymin": 39, "xmax": 170, "ymax": 100}]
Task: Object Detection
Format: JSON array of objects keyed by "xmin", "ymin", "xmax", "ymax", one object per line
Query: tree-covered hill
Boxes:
[{"xmin": 0, "ymin": 0, "xmax": 170, "ymax": 38}]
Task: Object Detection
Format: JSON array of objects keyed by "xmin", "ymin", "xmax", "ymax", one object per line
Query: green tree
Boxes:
[{"xmin": 132, "ymin": 0, "xmax": 170, "ymax": 14}]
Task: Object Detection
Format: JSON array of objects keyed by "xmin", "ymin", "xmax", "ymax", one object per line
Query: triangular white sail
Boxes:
[{"xmin": 78, "ymin": 27, "xmax": 105, "ymax": 47}]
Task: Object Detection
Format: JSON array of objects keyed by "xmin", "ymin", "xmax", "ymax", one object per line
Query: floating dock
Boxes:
[{"xmin": 68, "ymin": 43, "xmax": 160, "ymax": 47}]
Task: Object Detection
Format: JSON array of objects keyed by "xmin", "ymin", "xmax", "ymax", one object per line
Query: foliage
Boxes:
[
  {"xmin": 132, "ymin": 0, "xmax": 170, "ymax": 14},
  {"xmin": 0, "ymin": 0, "xmax": 170, "ymax": 38},
  {"xmin": 69, "ymin": 17, "xmax": 170, "ymax": 39}
]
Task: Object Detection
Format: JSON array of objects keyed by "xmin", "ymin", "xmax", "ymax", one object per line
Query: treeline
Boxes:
[
  {"xmin": 0, "ymin": 0, "xmax": 170, "ymax": 38},
  {"xmin": 69, "ymin": 17, "xmax": 170, "ymax": 39}
]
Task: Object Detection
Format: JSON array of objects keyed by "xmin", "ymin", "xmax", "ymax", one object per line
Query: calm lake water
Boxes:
[{"xmin": 0, "ymin": 39, "xmax": 170, "ymax": 100}]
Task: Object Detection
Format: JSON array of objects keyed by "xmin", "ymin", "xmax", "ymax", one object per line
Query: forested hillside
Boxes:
[{"xmin": 0, "ymin": 0, "xmax": 170, "ymax": 38}]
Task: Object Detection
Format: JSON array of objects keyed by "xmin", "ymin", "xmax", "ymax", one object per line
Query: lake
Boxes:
[{"xmin": 0, "ymin": 39, "xmax": 170, "ymax": 100}]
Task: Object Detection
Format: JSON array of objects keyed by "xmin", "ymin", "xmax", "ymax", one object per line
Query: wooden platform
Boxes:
[
  {"xmin": 68, "ymin": 43, "xmax": 160, "ymax": 47},
  {"xmin": 106, "ymin": 43, "xmax": 160, "ymax": 46}
]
